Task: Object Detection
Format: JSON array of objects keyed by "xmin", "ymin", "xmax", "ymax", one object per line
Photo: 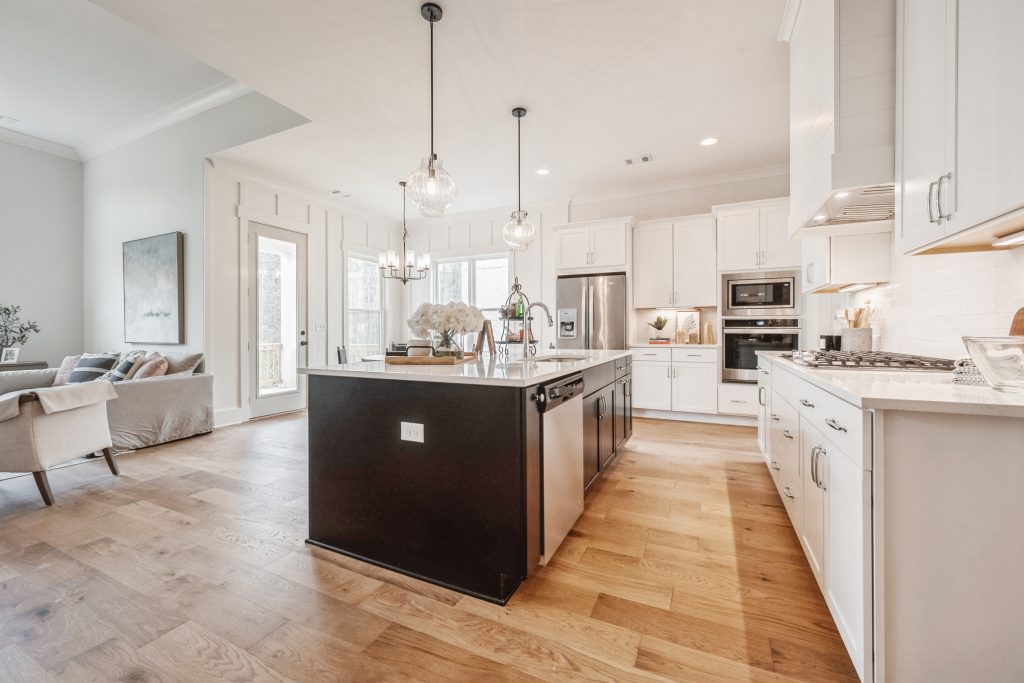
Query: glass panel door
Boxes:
[{"xmin": 346, "ymin": 254, "xmax": 383, "ymax": 361}]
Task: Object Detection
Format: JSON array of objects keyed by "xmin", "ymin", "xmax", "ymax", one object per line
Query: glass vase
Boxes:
[{"xmin": 435, "ymin": 330, "xmax": 464, "ymax": 359}]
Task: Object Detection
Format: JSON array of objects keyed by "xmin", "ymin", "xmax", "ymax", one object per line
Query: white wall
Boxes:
[
  {"xmin": 82, "ymin": 92, "xmax": 307, "ymax": 354},
  {"xmin": 0, "ymin": 140, "xmax": 83, "ymax": 367},
  {"xmin": 846, "ymin": 247, "xmax": 1024, "ymax": 359},
  {"xmin": 205, "ymin": 162, "xmax": 400, "ymax": 426}
]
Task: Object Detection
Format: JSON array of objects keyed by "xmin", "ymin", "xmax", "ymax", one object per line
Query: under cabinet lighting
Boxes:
[
  {"xmin": 813, "ymin": 214, "xmax": 827, "ymax": 222},
  {"xmin": 992, "ymin": 228, "xmax": 1024, "ymax": 247},
  {"xmin": 838, "ymin": 283, "xmax": 874, "ymax": 293},
  {"xmin": 699, "ymin": 137, "xmax": 718, "ymax": 146},
  {"xmin": 535, "ymin": 168, "xmax": 550, "ymax": 175},
  {"xmin": 834, "ymin": 191, "xmax": 849, "ymax": 199}
]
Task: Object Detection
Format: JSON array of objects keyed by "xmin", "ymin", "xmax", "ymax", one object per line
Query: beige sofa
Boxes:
[{"xmin": 0, "ymin": 363, "xmax": 213, "ymax": 453}]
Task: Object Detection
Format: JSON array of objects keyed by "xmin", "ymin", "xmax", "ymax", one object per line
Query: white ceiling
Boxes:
[
  {"xmin": 0, "ymin": 0, "xmax": 232, "ymax": 151},
  {"xmin": 92, "ymin": 1, "xmax": 790, "ymax": 219}
]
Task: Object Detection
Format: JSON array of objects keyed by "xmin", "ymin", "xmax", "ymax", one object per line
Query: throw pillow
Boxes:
[
  {"xmin": 66, "ymin": 352, "xmax": 120, "ymax": 383},
  {"xmin": 162, "ymin": 351, "xmax": 204, "ymax": 376},
  {"xmin": 133, "ymin": 353, "xmax": 169, "ymax": 380},
  {"xmin": 107, "ymin": 355, "xmax": 144, "ymax": 383},
  {"xmin": 120, "ymin": 350, "xmax": 149, "ymax": 380},
  {"xmin": 52, "ymin": 354, "xmax": 82, "ymax": 386}
]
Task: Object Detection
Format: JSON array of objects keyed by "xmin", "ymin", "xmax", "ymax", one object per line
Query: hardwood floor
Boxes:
[{"xmin": 0, "ymin": 414, "xmax": 858, "ymax": 682}]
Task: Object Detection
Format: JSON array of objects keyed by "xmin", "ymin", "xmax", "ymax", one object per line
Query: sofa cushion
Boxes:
[
  {"xmin": 66, "ymin": 353, "xmax": 119, "ymax": 383},
  {"xmin": 162, "ymin": 351, "xmax": 204, "ymax": 376},
  {"xmin": 53, "ymin": 355, "xmax": 82, "ymax": 386},
  {"xmin": 1, "ymin": 368, "xmax": 58, "ymax": 395},
  {"xmin": 107, "ymin": 356, "xmax": 144, "ymax": 383},
  {"xmin": 134, "ymin": 353, "xmax": 169, "ymax": 379}
]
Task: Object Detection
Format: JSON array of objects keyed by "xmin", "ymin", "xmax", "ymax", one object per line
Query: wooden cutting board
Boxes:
[
  {"xmin": 1011, "ymin": 307, "xmax": 1024, "ymax": 336},
  {"xmin": 385, "ymin": 352, "xmax": 478, "ymax": 366}
]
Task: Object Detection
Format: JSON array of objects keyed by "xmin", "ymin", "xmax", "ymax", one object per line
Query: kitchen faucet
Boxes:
[
  {"xmin": 525, "ymin": 301, "xmax": 554, "ymax": 358},
  {"xmin": 528, "ymin": 301, "xmax": 554, "ymax": 327}
]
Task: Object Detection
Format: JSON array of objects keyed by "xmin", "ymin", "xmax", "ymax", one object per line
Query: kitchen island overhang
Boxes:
[{"xmin": 300, "ymin": 350, "xmax": 631, "ymax": 604}]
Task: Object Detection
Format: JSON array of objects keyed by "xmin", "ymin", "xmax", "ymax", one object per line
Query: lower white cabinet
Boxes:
[
  {"xmin": 631, "ymin": 361, "xmax": 671, "ymax": 411},
  {"xmin": 717, "ymin": 382, "xmax": 758, "ymax": 416},
  {"xmin": 671, "ymin": 362, "xmax": 717, "ymax": 414},
  {"xmin": 799, "ymin": 421, "xmax": 829, "ymax": 591},
  {"xmin": 756, "ymin": 360, "xmax": 772, "ymax": 458},
  {"xmin": 631, "ymin": 348, "xmax": 718, "ymax": 414}
]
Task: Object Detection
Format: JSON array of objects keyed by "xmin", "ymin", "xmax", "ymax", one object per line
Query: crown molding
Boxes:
[
  {"xmin": 0, "ymin": 127, "xmax": 81, "ymax": 161},
  {"xmin": 78, "ymin": 79, "xmax": 252, "ymax": 160},
  {"xmin": 777, "ymin": 0, "xmax": 802, "ymax": 42}
]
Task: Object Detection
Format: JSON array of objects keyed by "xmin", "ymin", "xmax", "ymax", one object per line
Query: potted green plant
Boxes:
[
  {"xmin": 0, "ymin": 305, "xmax": 40, "ymax": 358},
  {"xmin": 647, "ymin": 315, "xmax": 671, "ymax": 342}
]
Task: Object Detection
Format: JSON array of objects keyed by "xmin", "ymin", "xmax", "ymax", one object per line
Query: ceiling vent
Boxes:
[{"xmin": 624, "ymin": 154, "xmax": 654, "ymax": 166}]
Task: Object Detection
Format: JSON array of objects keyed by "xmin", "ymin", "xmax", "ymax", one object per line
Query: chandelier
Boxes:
[
  {"xmin": 379, "ymin": 181, "xmax": 429, "ymax": 284},
  {"xmin": 502, "ymin": 107, "xmax": 537, "ymax": 249},
  {"xmin": 406, "ymin": 3, "xmax": 457, "ymax": 219}
]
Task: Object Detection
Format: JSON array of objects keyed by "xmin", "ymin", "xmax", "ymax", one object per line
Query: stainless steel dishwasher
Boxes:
[{"xmin": 537, "ymin": 373, "xmax": 585, "ymax": 565}]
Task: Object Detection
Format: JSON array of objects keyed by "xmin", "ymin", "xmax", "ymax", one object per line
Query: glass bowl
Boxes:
[{"xmin": 962, "ymin": 337, "xmax": 1024, "ymax": 392}]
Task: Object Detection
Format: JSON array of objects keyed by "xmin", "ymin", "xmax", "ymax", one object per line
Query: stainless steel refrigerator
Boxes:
[{"xmin": 555, "ymin": 273, "xmax": 627, "ymax": 350}]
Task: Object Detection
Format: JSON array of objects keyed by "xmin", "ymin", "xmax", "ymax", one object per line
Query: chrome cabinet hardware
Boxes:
[
  {"xmin": 759, "ymin": 367, "xmax": 770, "ymax": 375},
  {"xmin": 782, "ymin": 429, "xmax": 794, "ymax": 440},
  {"xmin": 771, "ymin": 414, "xmax": 780, "ymax": 421},
  {"xmin": 938, "ymin": 172, "xmax": 953, "ymax": 221},
  {"xmin": 927, "ymin": 179, "xmax": 939, "ymax": 223},
  {"xmin": 771, "ymin": 461, "xmax": 780, "ymax": 471},
  {"xmin": 825, "ymin": 418, "xmax": 848, "ymax": 433},
  {"xmin": 783, "ymin": 486, "xmax": 795, "ymax": 499},
  {"xmin": 799, "ymin": 398, "xmax": 815, "ymax": 408},
  {"xmin": 810, "ymin": 446, "xmax": 819, "ymax": 486},
  {"xmin": 758, "ymin": 386, "xmax": 766, "ymax": 406},
  {"xmin": 730, "ymin": 399, "xmax": 747, "ymax": 404}
]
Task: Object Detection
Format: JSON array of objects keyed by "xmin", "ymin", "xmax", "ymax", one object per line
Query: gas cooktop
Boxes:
[{"xmin": 790, "ymin": 350, "xmax": 956, "ymax": 372}]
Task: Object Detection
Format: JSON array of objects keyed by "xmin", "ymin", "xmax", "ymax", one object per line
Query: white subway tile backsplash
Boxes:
[{"xmin": 847, "ymin": 248, "xmax": 1024, "ymax": 359}]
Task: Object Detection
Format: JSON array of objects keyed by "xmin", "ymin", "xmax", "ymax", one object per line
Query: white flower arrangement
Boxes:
[{"xmin": 408, "ymin": 302, "xmax": 486, "ymax": 345}]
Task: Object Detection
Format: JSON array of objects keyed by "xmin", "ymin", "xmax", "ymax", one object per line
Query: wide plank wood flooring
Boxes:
[{"xmin": 0, "ymin": 414, "xmax": 858, "ymax": 681}]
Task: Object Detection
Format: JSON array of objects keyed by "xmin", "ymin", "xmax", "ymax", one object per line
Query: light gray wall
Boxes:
[
  {"xmin": 0, "ymin": 140, "xmax": 83, "ymax": 367},
  {"xmin": 83, "ymin": 92, "xmax": 307, "ymax": 353}
]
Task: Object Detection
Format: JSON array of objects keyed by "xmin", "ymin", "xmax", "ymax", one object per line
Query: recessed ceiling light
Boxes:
[
  {"xmin": 834, "ymin": 191, "xmax": 849, "ymax": 199},
  {"xmin": 535, "ymin": 168, "xmax": 550, "ymax": 176},
  {"xmin": 814, "ymin": 214, "xmax": 827, "ymax": 221},
  {"xmin": 699, "ymin": 137, "xmax": 718, "ymax": 147}
]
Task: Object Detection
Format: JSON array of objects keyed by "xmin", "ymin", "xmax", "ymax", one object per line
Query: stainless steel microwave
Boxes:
[{"xmin": 721, "ymin": 271, "xmax": 799, "ymax": 317}]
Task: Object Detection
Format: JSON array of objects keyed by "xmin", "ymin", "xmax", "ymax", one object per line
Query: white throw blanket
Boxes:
[{"xmin": 0, "ymin": 381, "xmax": 117, "ymax": 423}]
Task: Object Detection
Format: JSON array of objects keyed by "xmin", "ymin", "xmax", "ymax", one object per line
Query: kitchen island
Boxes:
[{"xmin": 299, "ymin": 349, "xmax": 632, "ymax": 604}]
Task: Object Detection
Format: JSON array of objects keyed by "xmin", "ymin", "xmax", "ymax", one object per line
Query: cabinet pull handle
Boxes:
[
  {"xmin": 927, "ymin": 179, "xmax": 939, "ymax": 223},
  {"xmin": 758, "ymin": 386, "xmax": 766, "ymax": 406},
  {"xmin": 730, "ymin": 399, "xmax": 747, "ymax": 404},
  {"xmin": 771, "ymin": 461, "xmax": 780, "ymax": 471},
  {"xmin": 817, "ymin": 447, "xmax": 827, "ymax": 491},
  {"xmin": 799, "ymin": 398, "xmax": 815, "ymax": 408},
  {"xmin": 771, "ymin": 414, "xmax": 780, "ymax": 421},
  {"xmin": 811, "ymin": 446, "xmax": 819, "ymax": 487},
  {"xmin": 938, "ymin": 172, "xmax": 953, "ymax": 222},
  {"xmin": 783, "ymin": 486, "xmax": 795, "ymax": 499},
  {"xmin": 825, "ymin": 418, "xmax": 847, "ymax": 433},
  {"xmin": 782, "ymin": 429, "xmax": 794, "ymax": 440}
]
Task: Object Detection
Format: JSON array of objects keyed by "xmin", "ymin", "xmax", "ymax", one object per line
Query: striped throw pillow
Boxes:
[
  {"xmin": 66, "ymin": 352, "xmax": 119, "ymax": 383},
  {"xmin": 107, "ymin": 356, "xmax": 144, "ymax": 382}
]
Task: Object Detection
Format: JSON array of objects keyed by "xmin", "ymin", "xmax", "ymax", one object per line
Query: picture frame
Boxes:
[
  {"xmin": 676, "ymin": 309, "xmax": 702, "ymax": 344},
  {"xmin": 1, "ymin": 347, "xmax": 20, "ymax": 364},
  {"xmin": 122, "ymin": 231, "xmax": 185, "ymax": 344}
]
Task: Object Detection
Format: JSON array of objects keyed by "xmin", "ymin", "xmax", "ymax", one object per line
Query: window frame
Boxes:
[
  {"xmin": 431, "ymin": 253, "xmax": 510, "ymax": 345},
  {"xmin": 344, "ymin": 247, "xmax": 386, "ymax": 359}
]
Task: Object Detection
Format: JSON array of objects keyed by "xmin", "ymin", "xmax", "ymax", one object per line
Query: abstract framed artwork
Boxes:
[{"xmin": 123, "ymin": 231, "xmax": 184, "ymax": 343}]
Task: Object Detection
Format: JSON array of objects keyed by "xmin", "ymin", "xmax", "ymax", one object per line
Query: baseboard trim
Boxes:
[
  {"xmin": 214, "ymin": 407, "xmax": 248, "ymax": 428},
  {"xmin": 634, "ymin": 408, "xmax": 756, "ymax": 427}
]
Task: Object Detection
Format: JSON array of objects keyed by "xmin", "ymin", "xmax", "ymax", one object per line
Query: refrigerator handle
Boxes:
[{"xmin": 587, "ymin": 284, "xmax": 595, "ymax": 349}]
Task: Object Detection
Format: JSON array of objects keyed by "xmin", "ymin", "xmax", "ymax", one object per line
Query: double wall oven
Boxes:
[{"xmin": 721, "ymin": 271, "xmax": 801, "ymax": 383}]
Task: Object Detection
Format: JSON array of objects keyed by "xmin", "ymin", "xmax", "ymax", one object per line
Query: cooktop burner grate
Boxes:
[{"xmin": 790, "ymin": 350, "xmax": 956, "ymax": 371}]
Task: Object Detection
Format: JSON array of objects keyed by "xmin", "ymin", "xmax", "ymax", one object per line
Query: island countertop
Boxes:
[{"xmin": 300, "ymin": 349, "xmax": 633, "ymax": 388}]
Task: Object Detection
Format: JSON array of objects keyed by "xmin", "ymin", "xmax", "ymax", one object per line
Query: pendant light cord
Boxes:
[
  {"xmin": 517, "ymin": 115, "xmax": 521, "ymax": 213},
  {"xmin": 429, "ymin": 19, "xmax": 435, "ymax": 160}
]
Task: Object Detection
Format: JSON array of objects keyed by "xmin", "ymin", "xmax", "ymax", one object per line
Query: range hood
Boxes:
[{"xmin": 781, "ymin": 0, "xmax": 896, "ymax": 237}]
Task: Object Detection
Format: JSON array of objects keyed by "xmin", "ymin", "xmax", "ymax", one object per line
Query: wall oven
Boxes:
[
  {"xmin": 722, "ymin": 318, "xmax": 801, "ymax": 382},
  {"xmin": 722, "ymin": 271, "xmax": 799, "ymax": 317}
]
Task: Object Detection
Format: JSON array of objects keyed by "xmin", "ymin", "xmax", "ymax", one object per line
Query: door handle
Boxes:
[
  {"xmin": 771, "ymin": 414, "xmax": 780, "ymax": 421},
  {"xmin": 300, "ymin": 341, "xmax": 308, "ymax": 346},
  {"xmin": 771, "ymin": 461, "xmax": 780, "ymax": 471},
  {"xmin": 825, "ymin": 418, "xmax": 847, "ymax": 433},
  {"xmin": 799, "ymin": 398, "xmax": 815, "ymax": 408},
  {"xmin": 782, "ymin": 429, "xmax": 794, "ymax": 440},
  {"xmin": 927, "ymin": 179, "xmax": 939, "ymax": 223},
  {"xmin": 758, "ymin": 386, "xmax": 766, "ymax": 406},
  {"xmin": 937, "ymin": 172, "xmax": 952, "ymax": 222},
  {"xmin": 783, "ymin": 486, "xmax": 795, "ymax": 499},
  {"xmin": 811, "ymin": 446, "xmax": 819, "ymax": 487}
]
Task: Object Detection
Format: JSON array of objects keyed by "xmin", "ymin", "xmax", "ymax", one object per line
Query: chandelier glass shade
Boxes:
[{"xmin": 502, "ymin": 107, "xmax": 536, "ymax": 250}]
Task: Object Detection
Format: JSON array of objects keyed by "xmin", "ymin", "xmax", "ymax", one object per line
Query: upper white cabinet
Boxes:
[
  {"xmin": 715, "ymin": 198, "xmax": 800, "ymax": 272},
  {"xmin": 801, "ymin": 231, "xmax": 893, "ymax": 294},
  {"xmin": 782, "ymin": 0, "xmax": 897, "ymax": 237},
  {"xmin": 554, "ymin": 217, "xmax": 631, "ymax": 271},
  {"xmin": 899, "ymin": 0, "xmax": 1024, "ymax": 254},
  {"xmin": 633, "ymin": 215, "xmax": 716, "ymax": 308}
]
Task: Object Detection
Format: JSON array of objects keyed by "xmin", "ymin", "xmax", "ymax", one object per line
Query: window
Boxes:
[
  {"xmin": 346, "ymin": 254, "xmax": 384, "ymax": 360},
  {"xmin": 432, "ymin": 255, "xmax": 509, "ymax": 345}
]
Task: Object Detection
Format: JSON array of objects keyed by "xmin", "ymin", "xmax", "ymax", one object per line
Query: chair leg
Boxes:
[
  {"xmin": 32, "ymin": 471, "xmax": 54, "ymax": 506},
  {"xmin": 102, "ymin": 447, "xmax": 120, "ymax": 476}
]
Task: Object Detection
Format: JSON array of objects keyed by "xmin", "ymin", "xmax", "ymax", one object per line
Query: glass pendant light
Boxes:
[
  {"xmin": 502, "ymin": 107, "xmax": 537, "ymax": 250},
  {"xmin": 406, "ymin": 3, "xmax": 457, "ymax": 219},
  {"xmin": 379, "ymin": 182, "xmax": 429, "ymax": 284}
]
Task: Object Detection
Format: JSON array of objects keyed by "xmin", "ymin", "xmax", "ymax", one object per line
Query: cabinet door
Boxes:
[
  {"xmin": 671, "ymin": 362, "xmax": 718, "ymax": 414},
  {"xmin": 757, "ymin": 372, "xmax": 770, "ymax": 459},
  {"xmin": 825, "ymin": 447, "xmax": 869, "ymax": 681},
  {"xmin": 631, "ymin": 361, "xmax": 672, "ymax": 411},
  {"xmin": 761, "ymin": 204, "xmax": 800, "ymax": 269},
  {"xmin": 614, "ymin": 377, "xmax": 628, "ymax": 452},
  {"xmin": 556, "ymin": 227, "xmax": 591, "ymax": 269},
  {"xmin": 673, "ymin": 217, "xmax": 716, "ymax": 307},
  {"xmin": 716, "ymin": 209, "xmax": 760, "ymax": 271},
  {"xmin": 632, "ymin": 223, "xmax": 674, "ymax": 308},
  {"xmin": 948, "ymin": 0, "xmax": 1024, "ymax": 236},
  {"xmin": 591, "ymin": 222, "xmax": 627, "ymax": 267},
  {"xmin": 622, "ymin": 376, "xmax": 633, "ymax": 442},
  {"xmin": 800, "ymin": 421, "xmax": 828, "ymax": 591},
  {"xmin": 597, "ymin": 384, "xmax": 616, "ymax": 470},
  {"xmin": 582, "ymin": 392, "xmax": 601, "ymax": 491},
  {"xmin": 801, "ymin": 236, "xmax": 830, "ymax": 293},
  {"xmin": 897, "ymin": 0, "xmax": 956, "ymax": 254}
]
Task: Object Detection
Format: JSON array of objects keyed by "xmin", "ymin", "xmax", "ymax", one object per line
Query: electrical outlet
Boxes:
[{"xmin": 400, "ymin": 422, "xmax": 424, "ymax": 443}]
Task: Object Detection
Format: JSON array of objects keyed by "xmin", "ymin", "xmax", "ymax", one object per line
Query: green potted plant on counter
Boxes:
[{"xmin": 647, "ymin": 315, "xmax": 671, "ymax": 342}]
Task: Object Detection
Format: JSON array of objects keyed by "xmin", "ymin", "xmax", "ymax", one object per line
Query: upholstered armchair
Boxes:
[{"xmin": 0, "ymin": 375, "xmax": 120, "ymax": 505}]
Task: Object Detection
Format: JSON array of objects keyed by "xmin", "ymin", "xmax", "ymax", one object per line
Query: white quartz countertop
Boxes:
[
  {"xmin": 757, "ymin": 351, "xmax": 1024, "ymax": 417},
  {"xmin": 630, "ymin": 343, "xmax": 719, "ymax": 348},
  {"xmin": 300, "ymin": 349, "xmax": 632, "ymax": 388}
]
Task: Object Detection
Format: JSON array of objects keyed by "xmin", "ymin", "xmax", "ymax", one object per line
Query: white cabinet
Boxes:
[
  {"xmin": 671, "ymin": 362, "xmax": 717, "ymax": 414},
  {"xmin": 554, "ymin": 218, "xmax": 631, "ymax": 271},
  {"xmin": 899, "ymin": 0, "xmax": 1024, "ymax": 254},
  {"xmin": 633, "ymin": 215, "xmax": 716, "ymax": 308},
  {"xmin": 632, "ymin": 222, "xmax": 674, "ymax": 308},
  {"xmin": 717, "ymin": 382, "xmax": 758, "ymax": 416},
  {"xmin": 631, "ymin": 360, "xmax": 672, "ymax": 411},
  {"xmin": 756, "ymin": 360, "xmax": 771, "ymax": 458},
  {"xmin": 799, "ymin": 421, "xmax": 828, "ymax": 591},
  {"xmin": 715, "ymin": 199, "xmax": 799, "ymax": 271},
  {"xmin": 801, "ymin": 236, "xmax": 830, "ymax": 294},
  {"xmin": 801, "ymin": 231, "xmax": 892, "ymax": 294}
]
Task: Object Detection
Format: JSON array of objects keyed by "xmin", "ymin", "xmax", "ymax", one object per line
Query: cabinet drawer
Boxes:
[
  {"xmin": 718, "ymin": 382, "xmax": 758, "ymax": 416},
  {"xmin": 631, "ymin": 347, "xmax": 672, "ymax": 362},
  {"xmin": 671, "ymin": 348, "xmax": 717, "ymax": 363},
  {"xmin": 769, "ymin": 391, "xmax": 800, "ymax": 463},
  {"xmin": 774, "ymin": 367, "xmax": 867, "ymax": 469},
  {"xmin": 614, "ymin": 355, "xmax": 632, "ymax": 379}
]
